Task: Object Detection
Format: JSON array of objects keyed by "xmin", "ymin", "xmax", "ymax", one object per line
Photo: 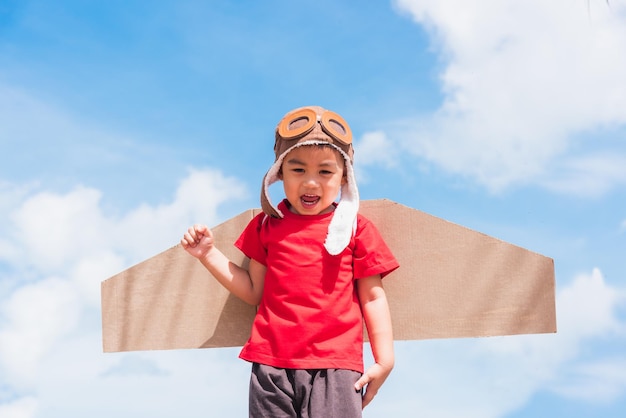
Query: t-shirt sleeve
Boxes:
[
  {"xmin": 352, "ymin": 215, "xmax": 399, "ymax": 279},
  {"xmin": 234, "ymin": 213, "xmax": 268, "ymax": 266}
]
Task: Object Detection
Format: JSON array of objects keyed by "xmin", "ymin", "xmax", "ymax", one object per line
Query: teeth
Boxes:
[{"xmin": 301, "ymin": 195, "xmax": 319, "ymax": 204}]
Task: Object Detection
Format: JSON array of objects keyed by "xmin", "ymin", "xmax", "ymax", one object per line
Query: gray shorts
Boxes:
[{"xmin": 249, "ymin": 363, "xmax": 363, "ymax": 418}]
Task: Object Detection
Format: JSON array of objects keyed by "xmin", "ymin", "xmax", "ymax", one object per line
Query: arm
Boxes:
[
  {"xmin": 354, "ymin": 274, "xmax": 394, "ymax": 409},
  {"xmin": 181, "ymin": 224, "xmax": 266, "ymax": 306}
]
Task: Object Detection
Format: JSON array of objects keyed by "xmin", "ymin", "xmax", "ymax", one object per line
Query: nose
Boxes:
[{"xmin": 303, "ymin": 175, "xmax": 319, "ymax": 188}]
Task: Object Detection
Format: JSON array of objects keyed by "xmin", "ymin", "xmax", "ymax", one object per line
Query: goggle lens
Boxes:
[{"xmin": 321, "ymin": 111, "xmax": 352, "ymax": 145}]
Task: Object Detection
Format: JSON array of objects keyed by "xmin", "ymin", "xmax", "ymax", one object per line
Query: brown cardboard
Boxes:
[{"xmin": 101, "ymin": 199, "xmax": 556, "ymax": 352}]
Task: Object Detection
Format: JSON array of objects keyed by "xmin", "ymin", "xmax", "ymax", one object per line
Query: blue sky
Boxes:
[{"xmin": 1, "ymin": 0, "xmax": 625, "ymax": 417}]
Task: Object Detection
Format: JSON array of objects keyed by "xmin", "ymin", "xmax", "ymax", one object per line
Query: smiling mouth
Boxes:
[{"xmin": 301, "ymin": 194, "xmax": 320, "ymax": 207}]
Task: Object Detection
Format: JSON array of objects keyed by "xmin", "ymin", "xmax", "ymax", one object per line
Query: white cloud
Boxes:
[
  {"xmin": 355, "ymin": 131, "xmax": 399, "ymax": 168},
  {"xmin": 10, "ymin": 187, "xmax": 110, "ymax": 272},
  {"xmin": 2, "ymin": 170, "xmax": 626, "ymax": 417},
  {"xmin": 365, "ymin": 267, "xmax": 626, "ymax": 418},
  {"xmin": 0, "ymin": 277, "xmax": 80, "ymax": 388},
  {"xmin": 100, "ymin": 354, "xmax": 169, "ymax": 378},
  {"xmin": 114, "ymin": 168, "xmax": 247, "ymax": 263},
  {"xmin": 540, "ymin": 153, "xmax": 626, "ymax": 197},
  {"xmin": 69, "ymin": 251, "xmax": 126, "ymax": 307},
  {"xmin": 544, "ymin": 268, "xmax": 626, "ymax": 403},
  {"xmin": 33, "ymin": 341, "xmax": 249, "ymax": 417},
  {"xmin": 393, "ymin": 0, "xmax": 626, "ymax": 195},
  {"xmin": 0, "ymin": 181, "xmax": 38, "ymax": 268},
  {"xmin": 551, "ymin": 358, "xmax": 626, "ymax": 403},
  {"xmin": 0, "ymin": 395, "xmax": 38, "ymax": 418},
  {"xmin": 354, "ymin": 131, "xmax": 401, "ymax": 183},
  {"xmin": 556, "ymin": 267, "xmax": 623, "ymax": 339},
  {"xmin": 0, "ymin": 169, "xmax": 248, "ymax": 414},
  {"xmin": 6, "ymin": 168, "xmax": 247, "ymax": 275}
]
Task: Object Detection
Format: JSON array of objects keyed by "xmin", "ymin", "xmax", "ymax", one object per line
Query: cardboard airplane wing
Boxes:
[{"xmin": 101, "ymin": 199, "xmax": 556, "ymax": 353}]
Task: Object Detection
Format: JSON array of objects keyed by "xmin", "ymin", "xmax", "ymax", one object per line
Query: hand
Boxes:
[
  {"xmin": 354, "ymin": 362, "xmax": 393, "ymax": 409},
  {"xmin": 181, "ymin": 224, "xmax": 215, "ymax": 260}
]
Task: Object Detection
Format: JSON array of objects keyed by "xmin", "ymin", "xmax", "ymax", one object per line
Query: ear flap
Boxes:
[
  {"xmin": 260, "ymin": 172, "xmax": 281, "ymax": 218},
  {"xmin": 324, "ymin": 155, "xmax": 359, "ymax": 255}
]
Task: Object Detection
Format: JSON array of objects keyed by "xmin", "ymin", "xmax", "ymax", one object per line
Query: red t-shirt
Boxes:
[{"xmin": 235, "ymin": 200, "xmax": 399, "ymax": 372}]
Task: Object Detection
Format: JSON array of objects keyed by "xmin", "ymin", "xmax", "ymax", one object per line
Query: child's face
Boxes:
[{"xmin": 280, "ymin": 145, "xmax": 347, "ymax": 216}]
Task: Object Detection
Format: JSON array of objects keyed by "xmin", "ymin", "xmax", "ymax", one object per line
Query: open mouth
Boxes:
[{"xmin": 301, "ymin": 194, "xmax": 320, "ymax": 208}]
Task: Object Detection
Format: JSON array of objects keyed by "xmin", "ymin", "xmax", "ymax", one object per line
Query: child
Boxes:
[{"xmin": 181, "ymin": 106, "xmax": 399, "ymax": 418}]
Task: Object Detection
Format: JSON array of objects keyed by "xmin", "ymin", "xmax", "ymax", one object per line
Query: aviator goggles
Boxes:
[{"xmin": 276, "ymin": 107, "xmax": 353, "ymax": 146}]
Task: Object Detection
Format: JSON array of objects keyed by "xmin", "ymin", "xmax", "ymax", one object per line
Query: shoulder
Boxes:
[
  {"xmin": 355, "ymin": 213, "xmax": 379, "ymax": 233},
  {"xmin": 246, "ymin": 212, "xmax": 270, "ymax": 229},
  {"xmin": 353, "ymin": 213, "xmax": 388, "ymax": 247}
]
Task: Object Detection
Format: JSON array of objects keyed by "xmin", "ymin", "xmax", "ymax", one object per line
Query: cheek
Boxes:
[{"xmin": 329, "ymin": 174, "xmax": 346, "ymax": 190}]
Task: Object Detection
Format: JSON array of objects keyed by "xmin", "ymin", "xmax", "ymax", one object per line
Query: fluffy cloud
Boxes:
[
  {"xmin": 111, "ymin": 168, "xmax": 248, "ymax": 263},
  {"xmin": 0, "ymin": 396, "xmax": 38, "ymax": 418},
  {"xmin": 1, "ymin": 170, "xmax": 625, "ymax": 417},
  {"xmin": 557, "ymin": 268, "xmax": 623, "ymax": 339},
  {"xmin": 0, "ymin": 169, "xmax": 248, "ymax": 416},
  {"xmin": 539, "ymin": 153, "xmax": 626, "ymax": 197},
  {"xmin": 0, "ymin": 277, "xmax": 80, "ymax": 388},
  {"xmin": 353, "ymin": 131, "xmax": 401, "ymax": 183},
  {"xmin": 10, "ymin": 187, "xmax": 109, "ymax": 272},
  {"xmin": 355, "ymin": 131, "xmax": 399, "ymax": 169},
  {"xmin": 6, "ymin": 169, "xmax": 247, "ymax": 274},
  {"xmin": 364, "ymin": 268, "xmax": 626, "ymax": 418},
  {"xmin": 551, "ymin": 358, "xmax": 626, "ymax": 403},
  {"xmin": 392, "ymin": 0, "xmax": 626, "ymax": 195}
]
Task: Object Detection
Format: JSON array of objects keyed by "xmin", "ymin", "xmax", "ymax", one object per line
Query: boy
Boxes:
[{"xmin": 181, "ymin": 106, "xmax": 399, "ymax": 417}]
